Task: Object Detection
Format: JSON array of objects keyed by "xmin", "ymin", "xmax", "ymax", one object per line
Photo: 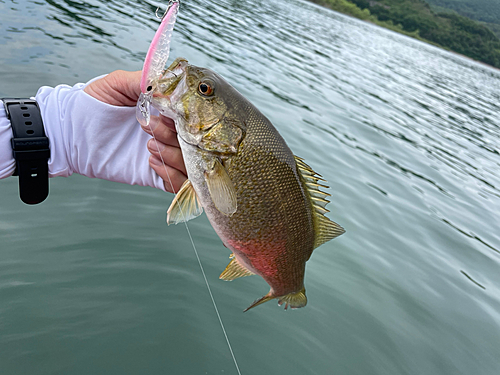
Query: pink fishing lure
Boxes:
[
  {"xmin": 140, "ymin": 0, "xmax": 180, "ymax": 94},
  {"xmin": 136, "ymin": 0, "xmax": 179, "ymax": 128}
]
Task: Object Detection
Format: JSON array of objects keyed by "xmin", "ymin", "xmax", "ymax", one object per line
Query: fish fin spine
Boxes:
[
  {"xmin": 167, "ymin": 179, "xmax": 203, "ymax": 225},
  {"xmin": 294, "ymin": 155, "xmax": 345, "ymax": 248}
]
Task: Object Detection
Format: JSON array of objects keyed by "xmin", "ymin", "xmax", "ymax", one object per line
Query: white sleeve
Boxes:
[
  {"xmin": 0, "ymin": 78, "xmax": 166, "ymax": 191},
  {"xmin": 0, "ymin": 103, "xmax": 16, "ymax": 178}
]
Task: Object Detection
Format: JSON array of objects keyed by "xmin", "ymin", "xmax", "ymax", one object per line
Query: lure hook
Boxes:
[{"xmin": 155, "ymin": 0, "xmax": 180, "ymax": 20}]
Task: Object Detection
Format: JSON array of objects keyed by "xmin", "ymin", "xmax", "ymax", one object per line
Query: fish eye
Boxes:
[
  {"xmin": 147, "ymin": 85, "xmax": 153, "ymax": 92},
  {"xmin": 198, "ymin": 82, "xmax": 214, "ymax": 96}
]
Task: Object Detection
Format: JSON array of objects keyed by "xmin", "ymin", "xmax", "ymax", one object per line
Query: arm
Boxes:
[{"xmin": 0, "ymin": 70, "xmax": 186, "ymax": 193}]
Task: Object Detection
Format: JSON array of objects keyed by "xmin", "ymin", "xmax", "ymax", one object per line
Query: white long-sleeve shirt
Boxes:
[{"xmin": 0, "ymin": 77, "xmax": 165, "ymax": 190}]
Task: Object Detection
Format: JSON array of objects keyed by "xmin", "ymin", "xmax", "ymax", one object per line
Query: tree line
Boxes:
[{"xmin": 309, "ymin": 0, "xmax": 500, "ymax": 69}]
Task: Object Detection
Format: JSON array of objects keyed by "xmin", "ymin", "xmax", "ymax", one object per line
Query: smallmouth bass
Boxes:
[{"xmin": 152, "ymin": 58, "xmax": 345, "ymax": 311}]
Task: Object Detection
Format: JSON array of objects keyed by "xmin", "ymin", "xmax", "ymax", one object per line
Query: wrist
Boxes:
[{"xmin": 1, "ymin": 98, "xmax": 50, "ymax": 204}]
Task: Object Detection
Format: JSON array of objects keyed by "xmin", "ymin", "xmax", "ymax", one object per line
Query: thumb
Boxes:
[{"xmin": 84, "ymin": 70, "xmax": 142, "ymax": 106}]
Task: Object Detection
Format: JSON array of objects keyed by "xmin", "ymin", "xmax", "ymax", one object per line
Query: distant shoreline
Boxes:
[{"xmin": 306, "ymin": 0, "xmax": 500, "ymax": 70}]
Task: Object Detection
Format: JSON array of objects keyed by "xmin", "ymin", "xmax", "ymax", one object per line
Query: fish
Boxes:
[
  {"xmin": 149, "ymin": 58, "xmax": 345, "ymax": 311},
  {"xmin": 136, "ymin": 0, "xmax": 345, "ymax": 311}
]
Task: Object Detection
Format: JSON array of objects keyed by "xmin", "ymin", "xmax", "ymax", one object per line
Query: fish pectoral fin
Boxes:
[
  {"xmin": 219, "ymin": 257, "xmax": 255, "ymax": 281},
  {"xmin": 204, "ymin": 159, "xmax": 237, "ymax": 216},
  {"xmin": 167, "ymin": 179, "xmax": 203, "ymax": 225}
]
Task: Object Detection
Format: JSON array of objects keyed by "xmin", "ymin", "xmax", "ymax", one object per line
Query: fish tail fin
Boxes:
[
  {"xmin": 243, "ymin": 291, "xmax": 275, "ymax": 312},
  {"xmin": 278, "ymin": 287, "xmax": 307, "ymax": 310},
  {"xmin": 243, "ymin": 287, "xmax": 307, "ymax": 312}
]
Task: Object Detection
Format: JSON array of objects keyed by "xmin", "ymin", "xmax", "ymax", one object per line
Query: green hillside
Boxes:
[
  {"xmin": 425, "ymin": 0, "xmax": 500, "ymax": 25},
  {"xmin": 309, "ymin": 0, "xmax": 500, "ymax": 69},
  {"xmin": 425, "ymin": 0, "xmax": 500, "ymax": 39}
]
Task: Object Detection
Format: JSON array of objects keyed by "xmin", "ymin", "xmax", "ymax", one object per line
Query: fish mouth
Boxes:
[
  {"xmin": 158, "ymin": 57, "xmax": 188, "ymax": 93},
  {"xmin": 151, "ymin": 58, "xmax": 204, "ymax": 147},
  {"xmin": 150, "ymin": 57, "xmax": 189, "ymax": 117}
]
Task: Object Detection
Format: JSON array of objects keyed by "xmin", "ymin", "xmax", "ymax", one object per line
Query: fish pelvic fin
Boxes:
[
  {"xmin": 243, "ymin": 287, "xmax": 308, "ymax": 312},
  {"xmin": 294, "ymin": 155, "xmax": 345, "ymax": 248},
  {"xmin": 219, "ymin": 256, "xmax": 255, "ymax": 281},
  {"xmin": 167, "ymin": 179, "xmax": 203, "ymax": 225}
]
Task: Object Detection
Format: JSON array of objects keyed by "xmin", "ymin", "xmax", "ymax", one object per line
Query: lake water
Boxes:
[{"xmin": 1, "ymin": 0, "xmax": 500, "ymax": 374}]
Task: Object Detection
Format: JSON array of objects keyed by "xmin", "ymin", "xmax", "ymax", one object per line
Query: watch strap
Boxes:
[{"xmin": 2, "ymin": 98, "xmax": 50, "ymax": 204}]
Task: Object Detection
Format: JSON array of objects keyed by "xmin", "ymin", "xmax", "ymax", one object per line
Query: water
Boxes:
[{"xmin": 1, "ymin": 0, "xmax": 500, "ymax": 374}]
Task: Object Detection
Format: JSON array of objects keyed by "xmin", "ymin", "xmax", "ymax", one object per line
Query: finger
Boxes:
[
  {"xmin": 147, "ymin": 139, "xmax": 187, "ymax": 175},
  {"xmin": 160, "ymin": 115, "xmax": 176, "ymax": 132},
  {"xmin": 149, "ymin": 155, "xmax": 187, "ymax": 194},
  {"xmin": 84, "ymin": 70, "xmax": 142, "ymax": 106},
  {"xmin": 142, "ymin": 116, "xmax": 179, "ymax": 147},
  {"xmin": 108, "ymin": 70, "xmax": 142, "ymax": 104}
]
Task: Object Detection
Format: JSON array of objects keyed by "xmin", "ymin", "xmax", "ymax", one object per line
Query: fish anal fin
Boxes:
[
  {"xmin": 219, "ymin": 257, "xmax": 255, "ymax": 281},
  {"xmin": 167, "ymin": 179, "xmax": 203, "ymax": 225},
  {"xmin": 294, "ymin": 155, "xmax": 345, "ymax": 248},
  {"xmin": 204, "ymin": 159, "xmax": 237, "ymax": 216}
]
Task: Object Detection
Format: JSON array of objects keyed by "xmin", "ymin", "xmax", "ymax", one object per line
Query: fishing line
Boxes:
[{"xmin": 147, "ymin": 119, "xmax": 243, "ymax": 375}]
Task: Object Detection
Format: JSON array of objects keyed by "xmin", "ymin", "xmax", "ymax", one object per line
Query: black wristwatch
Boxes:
[{"xmin": 2, "ymin": 98, "xmax": 50, "ymax": 204}]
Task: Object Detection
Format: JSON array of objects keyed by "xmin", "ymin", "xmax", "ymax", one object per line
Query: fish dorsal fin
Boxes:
[
  {"xmin": 219, "ymin": 255, "xmax": 255, "ymax": 281},
  {"xmin": 167, "ymin": 179, "xmax": 203, "ymax": 225},
  {"xmin": 314, "ymin": 214, "xmax": 346, "ymax": 248},
  {"xmin": 204, "ymin": 159, "xmax": 237, "ymax": 216},
  {"xmin": 294, "ymin": 156, "xmax": 345, "ymax": 248}
]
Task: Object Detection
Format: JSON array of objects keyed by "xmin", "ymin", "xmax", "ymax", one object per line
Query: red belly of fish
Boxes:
[{"xmin": 226, "ymin": 238, "xmax": 305, "ymax": 297}]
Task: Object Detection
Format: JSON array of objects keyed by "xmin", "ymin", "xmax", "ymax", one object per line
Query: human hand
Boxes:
[
  {"xmin": 84, "ymin": 70, "xmax": 142, "ymax": 106},
  {"xmin": 141, "ymin": 115, "xmax": 187, "ymax": 194},
  {"xmin": 83, "ymin": 70, "xmax": 187, "ymax": 193}
]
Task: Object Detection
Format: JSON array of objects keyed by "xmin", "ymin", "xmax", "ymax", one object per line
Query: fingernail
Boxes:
[
  {"xmin": 147, "ymin": 139, "xmax": 165, "ymax": 153},
  {"xmin": 150, "ymin": 156, "xmax": 162, "ymax": 166},
  {"xmin": 142, "ymin": 116, "xmax": 158, "ymax": 132}
]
